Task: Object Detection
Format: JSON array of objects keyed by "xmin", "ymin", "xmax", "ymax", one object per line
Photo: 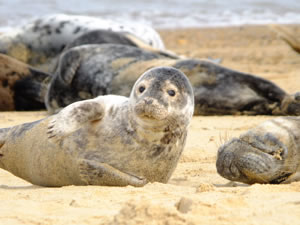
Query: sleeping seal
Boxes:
[
  {"xmin": 0, "ymin": 14, "xmax": 165, "ymax": 69},
  {"xmin": 0, "ymin": 66, "xmax": 194, "ymax": 187},
  {"xmin": 217, "ymin": 116, "xmax": 300, "ymax": 184},
  {"xmin": 46, "ymin": 43, "xmax": 300, "ymax": 116}
]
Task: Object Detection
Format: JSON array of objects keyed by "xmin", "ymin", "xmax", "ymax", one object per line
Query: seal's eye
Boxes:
[
  {"xmin": 167, "ymin": 90, "xmax": 176, "ymax": 97},
  {"xmin": 139, "ymin": 86, "xmax": 145, "ymax": 93}
]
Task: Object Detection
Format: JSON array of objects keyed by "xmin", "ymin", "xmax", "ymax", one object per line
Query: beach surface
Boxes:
[{"xmin": 1, "ymin": 25, "xmax": 300, "ymax": 224}]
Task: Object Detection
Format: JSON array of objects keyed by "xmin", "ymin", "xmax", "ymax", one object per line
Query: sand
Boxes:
[{"xmin": 1, "ymin": 25, "xmax": 300, "ymax": 224}]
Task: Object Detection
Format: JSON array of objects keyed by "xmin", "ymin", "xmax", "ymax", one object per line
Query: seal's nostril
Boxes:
[{"xmin": 144, "ymin": 99, "xmax": 153, "ymax": 105}]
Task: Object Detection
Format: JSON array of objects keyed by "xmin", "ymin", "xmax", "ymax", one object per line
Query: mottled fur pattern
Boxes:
[
  {"xmin": 0, "ymin": 14, "xmax": 164, "ymax": 69},
  {"xmin": 0, "ymin": 67, "xmax": 194, "ymax": 187},
  {"xmin": 46, "ymin": 44, "xmax": 300, "ymax": 116},
  {"xmin": 45, "ymin": 44, "xmax": 165, "ymax": 113},
  {"xmin": 217, "ymin": 117, "xmax": 300, "ymax": 184}
]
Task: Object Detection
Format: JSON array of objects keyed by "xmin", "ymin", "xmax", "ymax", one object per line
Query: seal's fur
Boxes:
[
  {"xmin": 0, "ymin": 67, "xmax": 194, "ymax": 187},
  {"xmin": 0, "ymin": 53, "xmax": 51, "ymax": 110},
  {"xmin": 217, "ymin": 117, "xmax": 300, "ymax": 184},
  {"xmin": 0, "ymin": 14, "xmax": 165, "ymax": 69},
  {"xmin": 46, "ymin": 44, "xmax": 300, "ymax": 116}
]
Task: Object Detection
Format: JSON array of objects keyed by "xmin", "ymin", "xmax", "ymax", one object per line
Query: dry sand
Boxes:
[{"xmin": 1, "ymin": 25, "xmax": 300, "ymax": 224}]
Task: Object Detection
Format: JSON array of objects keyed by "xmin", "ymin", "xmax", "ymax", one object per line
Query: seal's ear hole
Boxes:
[
  {"xmin": 139, "ymin": 86, "xmax": 146, "ymax": 93},
  {"xmin": 167, "ymin": 90, "xmax": 176, "ymax": 97}
]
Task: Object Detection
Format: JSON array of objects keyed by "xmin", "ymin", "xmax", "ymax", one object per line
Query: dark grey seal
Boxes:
[
  {"xmin": 46, "ymin": 43, "xmax": 300, "ymax": 116},
  {"xmin": 217, "ymin": 116, "xmax": 300, "ymax": 184}
]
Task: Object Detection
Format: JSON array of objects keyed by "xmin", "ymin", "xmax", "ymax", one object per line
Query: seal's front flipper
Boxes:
[
  {"xmin": 58, "ymin": 49, "xmax": 82, "ymax": 85},
  {"xmin": 79, "ymin": 159, "xmax": 147, "ymax": 187},
  {"xmin": 45, "ymin": 49, "xmax": 82, "ymax": 114},
  {"xmin": 47, "ymin": 97, "xmax": 105, "ymax": 142}
]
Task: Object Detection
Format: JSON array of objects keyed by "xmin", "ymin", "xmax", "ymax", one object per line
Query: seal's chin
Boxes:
[{"xmin": 217, "ymin": 138, "xmax": 290, "ymax": 184}]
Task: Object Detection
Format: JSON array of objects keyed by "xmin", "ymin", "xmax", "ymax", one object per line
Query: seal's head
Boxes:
[
  {"xmin": 281, "ymin": 92, "xmax": 300, "ymax": 116},
  {"xmin": 130, "ymin": 66, "xmax": 194, "ymax": 126},
  {"xmin": 216, "ymin": 130, "xmax": 298, "ymax": 184}
]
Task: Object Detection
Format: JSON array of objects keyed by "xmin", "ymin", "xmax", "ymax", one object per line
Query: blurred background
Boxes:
[{"xmin": 0, "ymin": 0, "xmax": 300, "ymax": 30}]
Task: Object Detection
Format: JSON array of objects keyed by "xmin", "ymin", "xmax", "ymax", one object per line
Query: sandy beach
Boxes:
[{"xmin": 1, "ymin": 25, "xmax": 300, "ymax": 224}]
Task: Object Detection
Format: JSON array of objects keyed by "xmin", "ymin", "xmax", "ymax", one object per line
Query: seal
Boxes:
[
  {"xmin": 0, "ymin": 66, "xmax": 194, "ymax": 187},
  {"xmin": 0, "ymin": 53, "xmax": 51, "ymax": 111},
  {"xmin": 0, "ymin": 14, "xmax": 165, "ymax": 69},
  {"xmin": 216, "ymin": 116, "xmax": 300, "ymax": 184},
  {"xmin": 46, "ymin": 29, "xmax": 179, "ymax": 73},
  {"xmin": 46, "ymin": 43, "xmax": 300, "ymax": 116}
]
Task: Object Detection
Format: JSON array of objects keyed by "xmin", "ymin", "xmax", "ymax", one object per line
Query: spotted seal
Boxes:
[
  {"xmin": 216, "ymin": 116, "xmax": 300, "ymax": 184},
  {"xmin": 0, "ymin": 66, "xmax": 194, "ymax": 187},
  {"xmin": 0, "ymin": 14, "xmax": 165, "ymax": 70},
  {"xmin": 46, "ymin": 43, "xmax": 300, "ymax": 116},
  {"xmin": 0, "ymin": 53, "xmax": 51, "ymax": 111}
]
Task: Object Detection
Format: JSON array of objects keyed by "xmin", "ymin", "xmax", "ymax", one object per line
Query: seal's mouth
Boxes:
[
  {"xmin": 134, "ymin": 98, "xmax": 168, "ymax": 121},
  {"xmin": 216, "ymin": 138, "xmax": 292, "ymax": 184}
]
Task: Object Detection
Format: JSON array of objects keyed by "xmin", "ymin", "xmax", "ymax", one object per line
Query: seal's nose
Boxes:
[{"xmin": 144, "ymin": 98, "xmax": 153, "ymax": 105}]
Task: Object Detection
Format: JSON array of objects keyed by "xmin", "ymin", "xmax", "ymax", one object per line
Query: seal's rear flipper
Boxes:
[
  {"xmin": 79, "ymin": 159, "xmax": 147, "ymax": 187},
  {"xmin": 47, "ymin": 97, "xmax": 105, "ymax": 142}
]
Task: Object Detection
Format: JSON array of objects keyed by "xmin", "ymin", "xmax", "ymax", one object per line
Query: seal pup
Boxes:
[
  {"xmin": 0, "ymin": 67, "xmax": 194, "ymax": 187},
  {"xmin": 216, "ymin": 116, "xmax": 300, "ymax": 184},
  {"xmin": 0, "ymin": 14, "xmax": 165, "ymax": 68},
  {"xmin": 0, "ymin": 53, "xmax": 51, "ymax": 111},
  {"xmin": 46, "ymin": 43, "xmax": 300, "ymax": 116}
]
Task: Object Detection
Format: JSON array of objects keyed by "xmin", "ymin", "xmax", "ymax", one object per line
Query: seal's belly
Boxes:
[{"xmin": 77, "ymin": 134, "xmax": 183, "ymax": 183}]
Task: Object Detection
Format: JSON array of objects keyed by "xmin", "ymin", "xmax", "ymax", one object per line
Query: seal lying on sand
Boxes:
[
  {"xmin": 0, "ymin": 14, "xmax": 165, "ymax": 69},
  {"xmin": 216, "ymin": 116, "xmax": 300, "ymax": 184},
  {"xmin": 46, "ymin": 43, "xmax": 300, "ymax": 116},
  {"xmin": 0, "ymin": 67, "xmax": 194, "ymax": 187},
  {"xmin": 45, "ymin": 29, "xmax": 178, "ymax": 73},
  {"xmin": 0, "ymin": 53, "xmax": 51, "ymax": 111},
  {"xmin": 64, "ymin": 29, "xmax": 178, "ymax": 58}
]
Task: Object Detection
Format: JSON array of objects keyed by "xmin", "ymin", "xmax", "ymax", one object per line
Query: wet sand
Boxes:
[{"xmin": 1, "ymin": 25, "xmax": 300, "ymax": 224}]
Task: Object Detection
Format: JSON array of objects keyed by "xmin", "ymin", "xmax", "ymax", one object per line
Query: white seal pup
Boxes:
[
  {"xmin": 0, "ymin": 66, "xmax": 194, "ymax": 187},
  {"xmin": 217, "ymin": 117, "xmax": 300, "ymax": 184},
  {"xmin": 0, "ymin": 14, "xmax": 165, "ymax": 67}
]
